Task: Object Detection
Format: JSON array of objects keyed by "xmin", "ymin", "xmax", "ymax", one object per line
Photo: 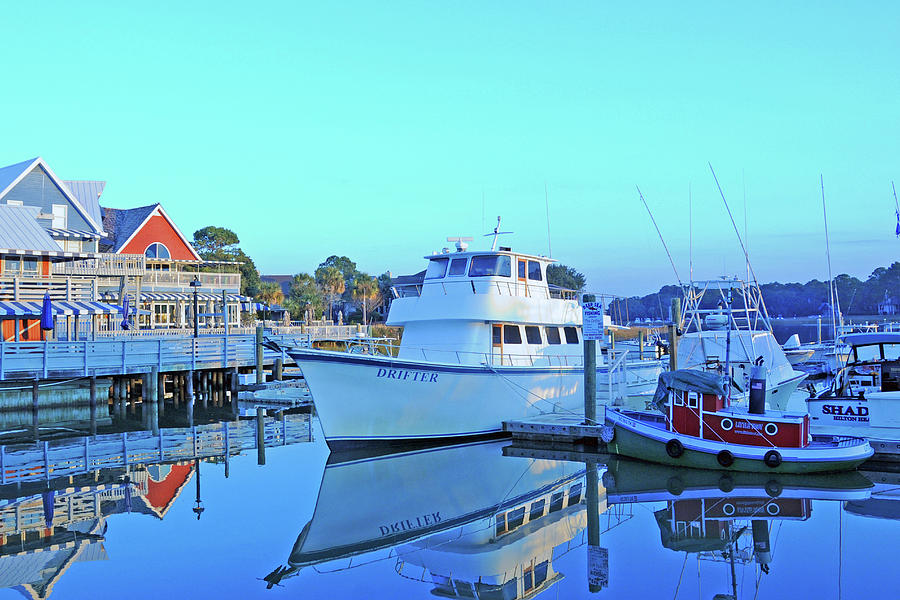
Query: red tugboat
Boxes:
[{"xmin": 604, "ymin": 368, "xmax": 874, "ymax": 473}]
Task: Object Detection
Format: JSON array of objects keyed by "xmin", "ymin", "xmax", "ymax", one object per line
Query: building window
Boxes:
[
  {"xmin": 145, "ymin": 242, "xmax": 171, "ymax": 259},
  {"xmin": 51, "ymin": 204, "xmax": 67, "ymax": 228},
  {"xmin": 4, "ymin": 257, "xmax": 20, "ymax": 275},
  {"xmin": 23, "ymin": 258, "xmax": 38, "ymax": 276}
]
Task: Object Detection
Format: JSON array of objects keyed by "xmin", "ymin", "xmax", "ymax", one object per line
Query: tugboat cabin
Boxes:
[{"xmin": 659, "ymin": 371, "xmax": 810, "ymax": 449}]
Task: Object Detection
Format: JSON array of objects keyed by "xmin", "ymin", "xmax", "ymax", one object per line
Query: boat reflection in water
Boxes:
[
  {"xmin": 601, "ymin": 456, "xmax": 873, "ymax": 599},
  {"xmin": 269, "ymin": 440, "xmax": 629, "ymax": 596}
]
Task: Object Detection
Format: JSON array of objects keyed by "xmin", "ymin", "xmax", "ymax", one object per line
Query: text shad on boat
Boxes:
[{"xmin": 279, "ymin": 230, "xmax": 665, "ymax": 447}]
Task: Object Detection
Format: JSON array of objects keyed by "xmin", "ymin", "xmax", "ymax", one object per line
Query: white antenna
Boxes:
[
  {"xmin": 545, "ymin": 183, "xmax": 552, "ymax": 257},
  {"xmin": 743, "ymin": 170, "xmax": 750, "ymax": 285},
  {"xmin": 689, "ymin": 182, "xmax": 693, "ymax": 284},
  {"xmin": 821, "ymin": 175, "xmax": 842, "ymax": 340},
  {"xmin": 446, "ymin": 236, "xmax": 473, "ymax": 252},
  {"xmin": 483, "ymin": 216, "xmax": 513, "ymax": 251}
]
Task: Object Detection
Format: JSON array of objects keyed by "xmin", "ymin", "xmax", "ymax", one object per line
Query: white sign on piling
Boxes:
[{"xmin": 583, "ymin": 302, "xmax": 604, "ymax": 340}]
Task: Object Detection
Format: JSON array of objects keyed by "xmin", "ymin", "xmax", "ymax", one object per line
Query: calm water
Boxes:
[{"xmin": 0, "ymin": 414, "xmax": 898, "ymax": 600}]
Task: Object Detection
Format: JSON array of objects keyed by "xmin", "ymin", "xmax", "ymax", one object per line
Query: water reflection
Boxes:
[{"xmin": 0, "ymin": 412, "xmax": 312, "ymax": 598}]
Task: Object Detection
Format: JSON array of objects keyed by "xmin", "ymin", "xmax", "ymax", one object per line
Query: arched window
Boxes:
[{"xmin": 145, "ymin": 242, "xmax": 171, "ymax": 259}]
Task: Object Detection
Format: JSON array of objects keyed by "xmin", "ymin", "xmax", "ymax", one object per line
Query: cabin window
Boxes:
[
  {"xmin": 534, "ymin": 561, "xmax": 549, "ymax": 587},
  {"xmin": 424, "ymin": 257, "xmax": 449, "ymax": 279},
  {"xmin": 448, "ymin": 258, "xmax": 468, "ymax": 276},
  {"xmin": 23, "ymin": 258, "xmax": 38, "ymax": 276},
  {"xmin": 546, "ymin": 327, "xmax": 561, "ymax": 345},
  {"xmin": 674, "ymin": 392, "xmax": 684, "ymax": 406},
  {"xmin": 884, "ymin": 344, "xmax": 900, "ymax": 361},
  {"xmin": 528, "ymin": 261, "xmax": 542, "ymax": 281},
  {"xmin": 492, "ymin": 325, "xmax": 502, "ymax": 345},
  {"xmin": 469, "ymin": 255, "xmax": 511, "ymax": 277},
  {"xmin": 687, "ymin": 391, "xmax": 699, "ymax": 408},
  {"xmin": 504, "ymin": 325, "xmax": 522, "ymax": 344},
  {"xmin": 523, "ymin": 568, "xmax": 534, "ymax": 592},
  {"xmin": 568, "ymin": 482, "xmax": 583, "ymax": 506},
  {"xmin": 855, "ymin": 345, "xmax": 881, "ymax": 362},
  {"xmin": 507, "ymin": 507, "xmax": 526, "ymax": 530},
  {"xmin": 145, "ymin": 242, "xmax": 170, "ymax": 260},
  {"xmin": 518, "ymin": 260, "xmax": 526, "ymax": 279},
  {"xmin": 495, "ymin": 512, "xmax": 506, "ymax": 536},
  {"xmin": 549, "ymin": 491, "xmax": 564, "ymax": 513},
  {"xmin": 4, "ymin": 257, "xmax": 20, "ymax": 275},
  {"xmin": 529, "ymin": 499, "xmax": 546, "ymax": 520},
  {"xmin": 564, "ymin": 326, "xmax": 579, "ymax": 344},
  {"xmin": 525, "ymin": 326, "xmax": 542, "ymax": 344}
]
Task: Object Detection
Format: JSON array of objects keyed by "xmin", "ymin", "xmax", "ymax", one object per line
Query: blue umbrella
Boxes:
[
  {"xmin": 42, "ymin": 489, "xmax": 55, "ymax": 529},
  {"xmin": 40, "ymin": 293, "xmax": 54, "ymax": 330},
  {"xmin": 120, "ymin": 295, "xmax": 131, "ymax": 330}
]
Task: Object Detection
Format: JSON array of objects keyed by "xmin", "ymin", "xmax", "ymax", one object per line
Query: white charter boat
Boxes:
[
  {"xmin": 807, "ymin": 332, "xmax": 900, "ymax": 456},
  {"xmin": 281, "ymin": 231, "xmax": 664, "ymax": 448},
  {"xmin": 676, "ymin": 278, "xmax": 807, "ymax": 411}
]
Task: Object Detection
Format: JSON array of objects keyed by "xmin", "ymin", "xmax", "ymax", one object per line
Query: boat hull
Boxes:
[
  {"xmin": 286, "ymin": 348, "xmax": 663, "ymax": 447},
  {"xmin": 605, "ymin": 409, "xmax": 873, "ymax": 473},
  {"xmin": 807, "ymin": 392, "xmax": 900, "ymax": 457}
]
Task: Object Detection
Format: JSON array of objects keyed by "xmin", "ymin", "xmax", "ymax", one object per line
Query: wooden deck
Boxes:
[{"xmin": 0, "ymin": 333, "xmax": 300, "ymax": 381}]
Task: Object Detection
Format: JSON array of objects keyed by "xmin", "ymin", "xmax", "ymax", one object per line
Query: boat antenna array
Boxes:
[
  {"xmin": 446, "ymin": 236, "xmax": 473, "ymax": 252},
  {"xmin": 484, "ymin": 216, "xmax": 513, "ymax": 251}
]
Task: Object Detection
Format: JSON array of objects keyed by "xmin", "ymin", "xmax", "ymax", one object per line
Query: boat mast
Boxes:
[
  {"xmin": 637, "ymin": 186, "xmax": 683, "ymax": 286},
  {"xmin": 821, "ymin": 175, "xmax": 840, "ymax": 342}
]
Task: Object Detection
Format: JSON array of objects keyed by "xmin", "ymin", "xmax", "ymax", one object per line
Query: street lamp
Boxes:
[
  {"xmin": 192, "ymin": 458, "xmax": 204, "ymax": 520},
  {"xmin": 190, "ymin": 276, "xmax": 202, "ymax": 338}
]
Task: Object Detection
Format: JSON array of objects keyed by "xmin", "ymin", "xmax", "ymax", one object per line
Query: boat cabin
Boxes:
[
  {"xmin": 388, "ymin": 242, "xmax": 585, "ymax": 366},
  {"xmin": 838, "ymin": 333, "xmax": 900, "ymax": 396},
  {"xmin": 660, "ymin": 371, "xmax": 810, "ymax": 448}
]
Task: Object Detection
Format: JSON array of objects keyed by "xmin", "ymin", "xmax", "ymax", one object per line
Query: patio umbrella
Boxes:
[
  {"xmin": 42, "ymin": 489, "xmax": 55, "ymax": 529},
  {"xmin": 120, "ymin": 295, "xmax": 131, "ymax": 330},
  {"xmin": 40, "ymin": 293, "xmax": 54, "ymax": 330}
]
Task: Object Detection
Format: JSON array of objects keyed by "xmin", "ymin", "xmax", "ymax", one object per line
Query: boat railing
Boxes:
[{"xmin": 391, "ymin": 280, "xmax": 579, "ymax": 301}]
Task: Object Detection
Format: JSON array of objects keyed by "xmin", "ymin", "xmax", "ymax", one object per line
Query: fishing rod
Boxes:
[
  {"xmin": 708, "ymin": 163, "xmax": 760, "ymax": 286},
  {"xmin": 822, "ymin": 175, "xmax": 842, "ymax": 341},
  {"xmin": 636, "ymin": 185, "xmax": 683, "ymax": 286}
]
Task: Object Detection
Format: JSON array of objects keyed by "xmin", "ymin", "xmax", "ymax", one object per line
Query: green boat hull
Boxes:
[{"xmin": 608, "ymin": 423, "xmax": 870, "ymax": 474}]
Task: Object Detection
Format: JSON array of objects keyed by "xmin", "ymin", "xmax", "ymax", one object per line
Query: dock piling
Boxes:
[
  {"xmin": 583, "ymin": 294, "xmax": 597, "ymax": 425},
  {"xmin": 274, "ymin": 358, "xmax": 283, "ymax": 381},
  {"xmin": 31, "ymin": 380, "xmax": 39, "ymax": 439},
  {"xmin": 256, "ymin": 406, "xmax": 266, "ymax": 465},
  {"xmin": 256, "ymin": 325, "xmax": 264, "ymax": 384},
  {"xmin": 89, "ymin": 376, "xmax": 97, "ymax": 436}
]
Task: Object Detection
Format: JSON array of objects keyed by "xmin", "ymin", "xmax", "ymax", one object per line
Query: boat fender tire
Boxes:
[
  {"xmin": 666, "ymin": 476, "xmax": 685, "ymax": 496},
  {"xmin": 666, "ymin": 439, "xmax": 684, "ymax": 458},
  {"xmin": 764, "ymin": 450, "xmax": 782, "ymax": 469},
  {"xmin": 765, "ymin": 479, "xmax": 784, "ymax": 498},
  {"xmin": 717, "ymin": 450, "xmax": 735, "ymax": 468},
  {"xmin": 600, "ymin": 425, "xmax": 615, "ymax": 443},
  {"xmin": 718, "ymin": 474, "xmax": 735, "ymax": 493}
]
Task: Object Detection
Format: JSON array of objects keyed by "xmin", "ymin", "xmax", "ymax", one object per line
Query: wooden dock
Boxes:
[
  {"xmin": 503, "ymin": 413, "xmax": 610, "ymax": 447},
  {"xmin": 0, "ymin": 333, "xmax": 299, "ymax": 381}
]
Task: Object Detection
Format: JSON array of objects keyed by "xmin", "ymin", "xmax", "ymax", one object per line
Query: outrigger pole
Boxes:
[{"xmin": 637, "ymin": 185, "xmax": 683, "ymax": 286}]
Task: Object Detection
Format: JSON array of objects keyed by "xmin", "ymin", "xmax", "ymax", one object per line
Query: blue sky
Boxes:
[{"xmin": 2, "ymin": 1, "xmax": 898, "ymax": 295}]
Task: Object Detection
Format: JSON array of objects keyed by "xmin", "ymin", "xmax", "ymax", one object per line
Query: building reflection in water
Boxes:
[{"xmin": 0, "ymin": 412, "xmax": 312, "ymax": 598}]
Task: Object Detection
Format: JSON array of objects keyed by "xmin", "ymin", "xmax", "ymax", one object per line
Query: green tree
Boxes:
[
  {"xmin": 546, "ymin": 264, "xmax": 586, "ymax": 291},
  {"xmin": 287, "ymin": 273, "xmax": 325, "ymax": 320},
  {"xmin": 352, "ymin": 275, "xmax": 381, "ymax": 325},
  {"xmin": 192, "ymin": 226, "xmax": 261, "ymax": 297},
  {"xmin": 256, "ymin": 281, "xmax": 284, "ymax": 307},
  {"xmin": 315, "ymin": 266, "xmax": 346, "ymax": 321}
]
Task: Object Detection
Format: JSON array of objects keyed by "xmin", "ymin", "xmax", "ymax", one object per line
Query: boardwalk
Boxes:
[{"xmin": 0, "ymin": 333, "xmax": 300, "ymax": 381}]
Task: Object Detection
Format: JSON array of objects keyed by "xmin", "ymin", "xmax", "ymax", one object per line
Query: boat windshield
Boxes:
[
  {"xmin": 424, "ymin": 258, "xmax": 449, "ymax": 279},
  {"xmin": 469, "ymin": 255, "xmax": 511, "ymax": 277},
  {"xmin": 853, "ymin": 343, "xmax": 900, "ymax": 362}
]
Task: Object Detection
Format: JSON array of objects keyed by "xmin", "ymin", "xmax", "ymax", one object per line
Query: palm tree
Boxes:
[
  {"xmin": 352, "ymin": 275, "xmax": 381, "ymax": 325},
  {"xmin": 315, "ymin": 266, "xmax": 345, "ymax": 321},
  {"xmin": 256, "ymin": 281, "xmax": 285, "ymax": 323}
]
